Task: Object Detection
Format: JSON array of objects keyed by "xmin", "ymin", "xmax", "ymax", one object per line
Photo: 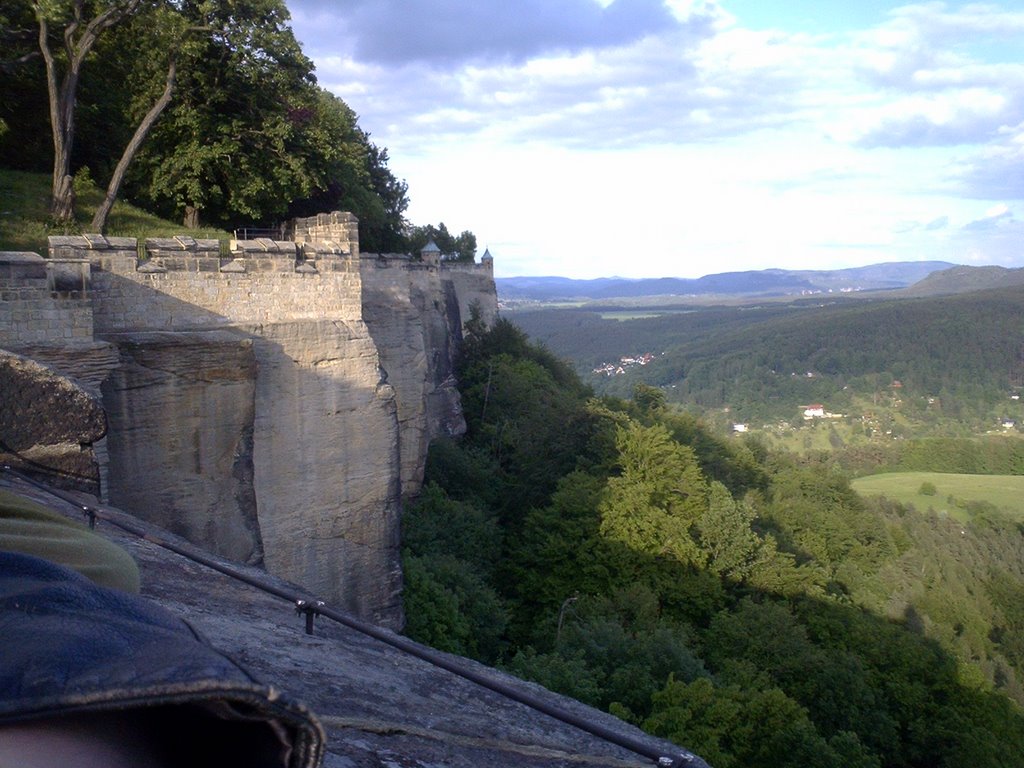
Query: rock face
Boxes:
[
  {"xmin": 0, "ymin": 220, "xmax": 498, "ymax": 629},
  {"xmin": 0, "ymin": 349, "xmax": 107, "ymax": 493},
  {"xmin": 361, "ymin": 261, "xmax": 465, "ymax": 496},
  {"xmin": 246, "ymin": 319, "xmax": 403, "ymax": 624},
  {"xmin": 100, "ymin": 331, "xmax": 262, "ymax": 566}
]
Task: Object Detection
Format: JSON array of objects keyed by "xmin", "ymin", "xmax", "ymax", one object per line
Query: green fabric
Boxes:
[{"xmin": 0, "ymin": 489, "xmax": 140, "ymax": 593}]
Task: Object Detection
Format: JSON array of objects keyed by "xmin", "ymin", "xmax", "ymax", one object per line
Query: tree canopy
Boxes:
[
  {"xmin": 407, "ymin": 222, "xmax": 477, "ymax": 262},
  {"xmin": 0, "ymin": 0, "xmax": 464, "ymax": 253},
  {"xmin": 402, "ymin": 318, "xmax": 1024, "ymax": 768}
]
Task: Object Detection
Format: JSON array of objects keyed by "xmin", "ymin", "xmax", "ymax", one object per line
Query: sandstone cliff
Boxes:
[{"xmin": 0, "ymin": 216, "xmax": 498, "ymax": 628}]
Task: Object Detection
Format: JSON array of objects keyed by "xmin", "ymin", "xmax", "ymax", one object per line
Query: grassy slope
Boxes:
[
  {"xmin": 851, "ymin": 471, "xmax": 1024, "ymax": 521},
  {"xmin": 0, "ymin": 169, "xmax": 229, "ymax": 253}
]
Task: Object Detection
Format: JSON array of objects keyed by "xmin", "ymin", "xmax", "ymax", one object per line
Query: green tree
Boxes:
[
  {"xmin": 698, "ymin": 481, "xmax": 761, "ymax": 580},
  {"xmin": 456, "ymin": 320, "xmax": 599, "ymax": 520},
  {"xmin": 645, "ymin": 676, "xmax": 879, "ymax": 768},
  {"xmin": 401, "ymin": 484, "xmax": 508, "ymax": 661},
  {"xmin": 407, "ymin": 221, "xmax": 477, "ymax": 261},
  {"xmin": 29, "ymin": 0, "xmax": 172, "ymax": 223},
  {"xmin": 284, "ymin": 91, "xmax": 409, "ymax": 252},
  {"xmin": 124, "ymin": 0, "xmax": 315, "ymax": 228},
  {"xmin": 1, "ymin": 6, "xmax": 46, "ymax": 165},
  {"xmin": 507, "ymin": 470, "xmax": 610, "ymax": 639},
  {"xmin": 599, "ymin": 422, "xmax": 707, "ymax": 568}
]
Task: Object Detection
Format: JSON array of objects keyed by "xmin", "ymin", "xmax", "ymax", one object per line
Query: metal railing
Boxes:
[{"xmin": 233, "ymin": 226, "xmax": 284, "ymax": 241}]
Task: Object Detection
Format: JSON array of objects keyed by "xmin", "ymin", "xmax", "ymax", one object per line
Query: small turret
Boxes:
[{"xmin": 421, "ymin": 240, "xmax": 441, "ymax": 267}]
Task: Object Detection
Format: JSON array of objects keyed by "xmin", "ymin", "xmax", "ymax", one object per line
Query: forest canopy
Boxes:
[{"xmin": 404, "ymin": 316, "xmax": 1024, "ymax": 768}]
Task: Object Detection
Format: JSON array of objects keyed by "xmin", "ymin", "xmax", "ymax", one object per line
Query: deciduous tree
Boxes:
[{"xmin": 30, "ymin": 0, "xmax": 172, "ymax": 224}]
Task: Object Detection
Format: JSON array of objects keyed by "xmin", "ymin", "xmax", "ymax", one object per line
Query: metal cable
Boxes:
[{"xmin": 1, "ymin": 464, "xmax": 709, "ymax": 768}]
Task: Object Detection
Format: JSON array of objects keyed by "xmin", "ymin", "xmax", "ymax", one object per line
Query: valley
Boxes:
[{"xmin": 509, "ymin": 274, "xmax": 1024, "ymax": 438}]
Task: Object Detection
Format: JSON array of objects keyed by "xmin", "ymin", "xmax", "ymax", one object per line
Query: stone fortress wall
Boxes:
[
  {"xmin": 2, "ymin": 209, "xmax": 493, "ymax": 345},
  {"xmin": 0, "ymin": 252, "xmax": 93, "ymax": 346},
  {"xmin": 0, "ymin": 213, "xmax": 497, "ymax": 629}
]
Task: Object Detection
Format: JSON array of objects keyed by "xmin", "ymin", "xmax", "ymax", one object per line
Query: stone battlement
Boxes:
[
  {"xmin": 1, "ymin": 213, "xmax": 495, "ymax": 345},
  {"xmin": 288, "ymin": 211, "xmax": 359, "ymax": 258}
]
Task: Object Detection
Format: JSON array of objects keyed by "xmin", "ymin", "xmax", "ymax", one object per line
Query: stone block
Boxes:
[
  {"xmin": 0, "ymin": 252, "xmax": 47, "ymax": 283},
  {"xmin": 138, "ymin": 260, "xmax": 167, "ymax": 274},
  {"xmin": 147, "ymin": 237, "xmax": 191, "ymax": 252},
  {"xmin": 219, "ymin": 258, "xmax": 245, "ymax": 273}
]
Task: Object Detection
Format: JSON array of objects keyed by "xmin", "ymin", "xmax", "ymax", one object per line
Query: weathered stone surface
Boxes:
[
  {"xmin": 100, "ymin": 331, "xmax": 263, "ymax": 566},
  {"xmin": 444, "ymin": 264, "xmax": 499, "ymax": 330},
  {"xmin": 0, "ymin": 476, "xmax": 696, "ymax": 768},
  {"xmin": 0, "ymin": 252, "xmax": 47, "ymax": 282},
  {"xmin": 361, "ymin": 266, "xmax": 465, "ymax": 497},
  {"xmin": 247, "ymin": 319, "xmax": 403, "ymax": 628},
  {"xmin": 0, "ymin": 348, "xmax": 107, "ymax": 493},
  {"xmin": 8, "ymin": 341, "xmax": 123, "ymax": 497}
]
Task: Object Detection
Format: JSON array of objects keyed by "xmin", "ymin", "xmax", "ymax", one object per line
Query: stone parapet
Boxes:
[
  {"xmin": 49, "ymin": 235, "xmax": 139, "ymax": 274},
  {"xmin": 230, "ymin": 238, "xmax": 302, "ymax": 273},
  {"xmin": 442, "ymin": 258, "xmax": 494, "ymax": 276},
  {"xmin": 48, "ymin": 234, "xmax": 137, "ymax": 256},
  {"xmin": 300, "ymin": 241, "xmax": 357, "ymax": 273},
  {"xmin": 42, "ymin": 235, "xmax": 363, "ymax": 333},
  {"xmin": 362, "ymin": 253, "xmax": 415, "ymax": 268},
  {"xmin": 289, "ymin": 211, "xmax": 359, "ymax": 259},
  {"xmin": 144, "ymin": 235, "xmax": 221, "ymax": 273},
  {"xmin": 0, "ymin": 252, "xmax": 48, "ymax": 285}
]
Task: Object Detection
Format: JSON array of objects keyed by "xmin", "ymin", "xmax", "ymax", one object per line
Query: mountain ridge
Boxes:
[{"xmin": 498, "ymin": 260, "xmax": 958, "ymax": 301}]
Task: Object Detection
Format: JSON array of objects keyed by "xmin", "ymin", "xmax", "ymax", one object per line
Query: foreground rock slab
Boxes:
[{"xmin": 0, "ymin": 476, "xmax": 693, "ymax": 768}]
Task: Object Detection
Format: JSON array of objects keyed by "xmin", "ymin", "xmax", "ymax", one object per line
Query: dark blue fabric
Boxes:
[{"xmin": 0, "ymin": 551, "xmax": 324, "ymax": 767}]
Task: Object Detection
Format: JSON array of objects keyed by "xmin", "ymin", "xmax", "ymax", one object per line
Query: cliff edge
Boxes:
[{"xmin": 0, "ymin": 213, "xmax": 498, "ymax": 628}]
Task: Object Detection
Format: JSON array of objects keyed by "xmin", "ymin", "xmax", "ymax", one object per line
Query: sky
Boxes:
[{"xmin": 285, "ymin": 1, "xmax": 1024, "ymax": 279}]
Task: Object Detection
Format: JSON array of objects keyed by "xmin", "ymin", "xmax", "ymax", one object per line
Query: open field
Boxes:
[{"xmin": 851, "ymin": 471, "xmax": 1024, "ymax": 521}]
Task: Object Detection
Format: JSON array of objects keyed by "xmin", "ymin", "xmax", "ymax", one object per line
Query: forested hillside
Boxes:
[
  {"xmin": 511, "ymin": 285, "xmax": 1024, "ymax": 429},
  {"xmin": 404, "ymin": 316, "xmax": 1024, "ymax": 768}
]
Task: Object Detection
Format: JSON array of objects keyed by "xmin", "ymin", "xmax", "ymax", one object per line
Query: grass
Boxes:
[
  {"xmin": 851, "ymin": 471, "xmax": 1024, "ymax": 522},
  {"xmin": 599, "ymin": 311, "xmax": 666, "ymax": 320},
  {"xmin": 0, "ymin": 169, "xmax": 230, "ymax": 254}
]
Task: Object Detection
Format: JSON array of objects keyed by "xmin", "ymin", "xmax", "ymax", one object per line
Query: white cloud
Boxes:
[{"xmin": 286, "ymin": 0, "xmax": 1024, "ymax": 277}]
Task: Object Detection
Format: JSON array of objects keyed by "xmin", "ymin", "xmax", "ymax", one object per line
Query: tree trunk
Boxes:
[
  {"xmin": 91, "ymin": 58, "xmax": 177, "ymax": 233},
  {"xmin": 51, "ymin": 173, "xmax": 76, "ymax": 223},
  {"xmin": 183, "ymin": 204, "xmax": 200, "ymax": 229},
  {"xmin": 34, "ymin": 0, "xmax": 143, "ymax": 225},
  {"xmin": 36, "ymin": 11, "xmax": 74, "ymax": 223}
]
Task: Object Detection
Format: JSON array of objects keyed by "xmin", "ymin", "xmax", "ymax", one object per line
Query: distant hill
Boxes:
[
  {"xmin": 497, "ymin": 261, "xmax": 956, "ymax": 302},
  {"xmin": 902, "ymin": 264, "xmax": 1024, "ymax": 296}
]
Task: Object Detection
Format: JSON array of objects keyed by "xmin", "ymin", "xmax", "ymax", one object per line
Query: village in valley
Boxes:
[{"xmin": 592, "ymin": 352, "xmax": 660, "ymax": 377}]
